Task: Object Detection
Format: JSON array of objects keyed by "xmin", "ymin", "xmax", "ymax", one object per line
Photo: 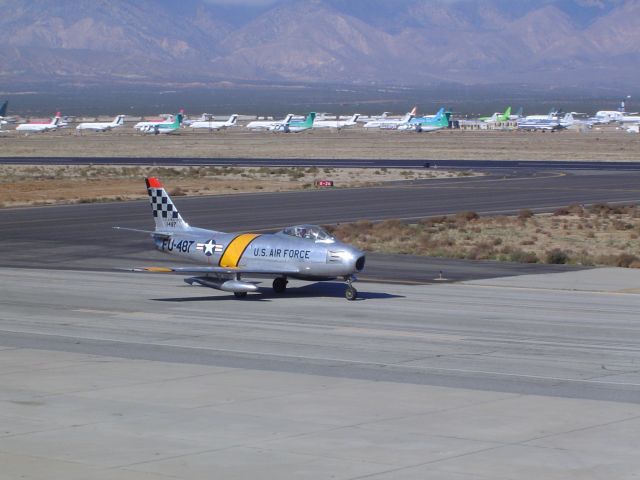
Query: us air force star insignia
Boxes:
[
  {"xmin": 203, "ymin": 239, "xmax": 216, "ymax": 256},
  {"xmin": 196, "ymin": 239, "xmax": 224, "ymax": 256}
]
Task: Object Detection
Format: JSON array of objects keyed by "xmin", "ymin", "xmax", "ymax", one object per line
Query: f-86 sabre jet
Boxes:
[{"xmin": 116, "ymin": 178, "xmax": 366, "ymax": 300}]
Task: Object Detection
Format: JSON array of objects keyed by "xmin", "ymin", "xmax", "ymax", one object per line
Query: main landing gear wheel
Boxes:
[
  {"xmin": 273, "ymin": 277, "xmax": 288, "ymax": 294},
  {"xmin": 234, "ymin": 292, "xmax": 248, "ymax": 299},
  {"xmin": 344, "ymin": 275, "xmax": 358, "ymax": 301},
  {"xmin": 345, "ymin": 286, "xmax": 357, "ymax": 301}
]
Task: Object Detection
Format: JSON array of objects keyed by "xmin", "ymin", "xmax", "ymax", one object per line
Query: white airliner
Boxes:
[
  {"xmin": 76, "ymin": 115, "xmax": 125, "ymax": 132},
  {"xmin": 588, "ymin": 109, "xmax": 640, "ymax": 125},
  {"xmin": 134, "ymin": 111, "xmax": 182, "ymax": 131},
  {"xmin": 616, "ymin": 114, "xmax": 640, "ymax": 124},
  {"xmin": 313, "ymin": 114, "xmax": 360, "ymax": 129},
  {"xmin": 363, "ymin": 107, "xmax": 417, "ymax": 129},
  {"xmin": 189, "ymin": 114, "xmax": 238, "ymax": 130},
  {"xmin": 246, "ymin": 114, "xmax": 294, "ymax": 130},
  {"xmin": 183, "ymin": 113, "xmax": 214, "ymax": 126},
  {"xmin": 16, "ymin": 112, "xmax": 62, "ymax": 132},
  {"xmin": 357, "ymin": 112, "xmax": 391, "ymax": 123}
]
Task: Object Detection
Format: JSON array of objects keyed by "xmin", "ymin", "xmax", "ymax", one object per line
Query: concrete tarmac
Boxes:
[{"xmin": 1, "ymin": 267, "xmax": 640, "ymax": 479}]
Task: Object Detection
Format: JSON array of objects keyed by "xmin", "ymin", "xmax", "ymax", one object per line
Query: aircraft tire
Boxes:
[
  {"xmin": 273, "ymin": 277, "xmax": 288, "ymax": 294},
  {"xmin": 234, "ymin": 292, "xmax": 248, "ymax": 299},
  {"xmin": 345, "ymin": 286, "xmax": 357, "ymax": 301}
]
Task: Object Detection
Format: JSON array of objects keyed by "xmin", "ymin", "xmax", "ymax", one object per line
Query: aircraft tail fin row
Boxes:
[{"xmin": 145, "ymin": 177, "xmax": 189, "ymax": 232}]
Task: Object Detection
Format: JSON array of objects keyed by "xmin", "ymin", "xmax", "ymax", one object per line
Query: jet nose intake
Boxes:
[
  {"xmin": 327, "ymin": 245, "xmax": 365, "ymax": 273},
  {"xmin": 344, "ymin": 246, "xmax": 365, "ymax": 272}
]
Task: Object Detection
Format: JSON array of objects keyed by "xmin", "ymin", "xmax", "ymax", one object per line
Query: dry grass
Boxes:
[
  {"xmin": 0, "ymin": 164, "xmax": 467, "ymax": 207},
  {"xmin": 327, "ymin": 203, "xmax": 640, "ymax": 268}
]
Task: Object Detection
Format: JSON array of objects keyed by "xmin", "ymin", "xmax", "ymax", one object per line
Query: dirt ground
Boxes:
[
  {"xmin": 1, "ymin": 124, "xmax": 639, "ymax": 160},
  {"xmin": 0, "ymin": 164, "xmax": 469, "ymax": 207}
]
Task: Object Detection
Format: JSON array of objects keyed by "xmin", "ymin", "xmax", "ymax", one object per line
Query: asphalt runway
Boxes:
[{"xmin": 0, "ymin": 167, "xmax": 638, "ymax": 282}]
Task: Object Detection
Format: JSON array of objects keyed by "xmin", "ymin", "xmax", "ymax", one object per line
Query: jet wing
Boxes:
[{"xmin": 128, "ymin": 264, "xmax": 301, "ymax": 275}]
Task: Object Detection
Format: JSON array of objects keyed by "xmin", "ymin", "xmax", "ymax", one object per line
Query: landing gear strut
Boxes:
[
  {"xmin": 234, "ymin": 273, "xmax": 248, "ymax": 299},
  {"xmin": 273, "ymin": 277, "xmax": 288, "ymax": 294},
  {"xmin": 344, "ymin": 275, "xmax": 358, "ymax": 301}
]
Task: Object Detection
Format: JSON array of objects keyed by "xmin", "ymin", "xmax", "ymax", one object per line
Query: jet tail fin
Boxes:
[
  {"xmin": 226, "ymin": 114, "xmax": 238, "ymax": 126},
  {"xmin": 349, "ymin": 113, "xmax": 360, "ymax": 124},
  {"xmin": 169, "ymin": 113, "xmax": 183, "ymax": 128},
  {"xmin": 145, "ymin": 177, "xmax": 190, "ymax": 232},
  {"xmin": 434, "ymin": 107, "xmax": 449, "ymax": 127},
  {"xmin": 0, "ymin": 100, "xmax": 7, "ymax": 117},
  {"xmin": 302, "ymin": 112, "xmax": 316, "ymax": 127}
]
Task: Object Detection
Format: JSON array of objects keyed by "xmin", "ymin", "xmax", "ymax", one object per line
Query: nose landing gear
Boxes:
[{"xmin": 344, "ymin": 275, "xmax": 358, "ymax": 301}]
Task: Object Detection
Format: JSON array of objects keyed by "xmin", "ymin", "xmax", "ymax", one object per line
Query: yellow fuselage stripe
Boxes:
[{"xmin": 219, "ymin": 233, "xmax": 261, "ymax": 268}]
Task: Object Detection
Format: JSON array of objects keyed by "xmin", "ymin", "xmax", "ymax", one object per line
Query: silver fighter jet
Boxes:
[{"xmin": 117, "ymin": 178, "xmax": 366, "ymax": 300}]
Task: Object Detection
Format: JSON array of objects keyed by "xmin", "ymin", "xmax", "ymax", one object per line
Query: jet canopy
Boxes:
[{"xmin": 281, "ymin": 224, "xmax": 335, "ymax": 242}]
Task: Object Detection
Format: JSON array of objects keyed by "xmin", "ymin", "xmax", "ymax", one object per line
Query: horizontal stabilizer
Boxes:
[{"xmin": 113, "ymin": 226, "xmax": 203, "ymax": 239}]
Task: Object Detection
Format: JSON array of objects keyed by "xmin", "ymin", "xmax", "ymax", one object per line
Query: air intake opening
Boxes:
[{"xmin": 355, "ymin": 255, "xmax": 366, "ymax": 271}]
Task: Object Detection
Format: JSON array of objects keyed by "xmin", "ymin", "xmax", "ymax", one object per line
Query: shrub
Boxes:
[
  {"xmin": 567, "ymin": 203, "xmax": 585, "ymax": 215},
  {"xmin": 509, "ymin": 250, "xmax": 539, "ymax": 263},
  {"xmin": 553, "ymin": 207, "xmax": 570, "ymax": 216},
  {"xmin": 466, "ymin": 242, "xmax": 495, "ymax": 260},
  {"xmin": 616, "ymin": 253, "xmax": 639, "ymax": 268},
  {"xmin": 612, "ymin": 219, "xmax": 633, "ymax": 230},
  {"xmin": 546, "ymin": 248, "xmax": 569, "ymax": 264},
  {"xmin": 420, "ymin": 216, "xmax": 448, "ymax": 227},
  {"xmin": 456, "ymin": 211, "xmax": 480, "ymax": 222},
  {"xmin": 517, "ymin": 209, "xmax": 534, "ymax": 220}
]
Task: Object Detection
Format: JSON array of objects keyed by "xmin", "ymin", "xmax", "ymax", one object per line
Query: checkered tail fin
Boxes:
[{"xmin": 145, "ymin": 177, "xmax": 189, "ymax": 231}]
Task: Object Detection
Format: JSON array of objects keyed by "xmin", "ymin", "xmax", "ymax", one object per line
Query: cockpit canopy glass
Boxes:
[{"xmin": 282, "ymin": 224, "xmax": 334, "ymax": 242}]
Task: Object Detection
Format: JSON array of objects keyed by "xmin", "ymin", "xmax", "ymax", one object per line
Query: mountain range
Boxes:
[{"xmin": 0, "ymin": 0, "xmax": 638, "ymax": 89}]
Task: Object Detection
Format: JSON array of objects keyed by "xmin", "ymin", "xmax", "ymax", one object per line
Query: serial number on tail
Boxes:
[{"xmin": 159, "ymin": 239, "xmax": 195, "ymax": 253}]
